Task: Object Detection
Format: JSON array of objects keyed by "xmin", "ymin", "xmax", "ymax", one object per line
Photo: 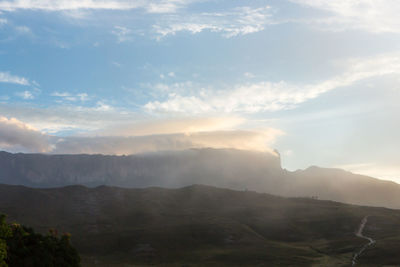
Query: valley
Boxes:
[{"xmin": 1, "ymin": 183, "xmax": 400, "ymax": 266}]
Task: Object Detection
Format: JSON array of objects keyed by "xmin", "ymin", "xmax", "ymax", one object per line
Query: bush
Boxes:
[{"xmin": 0, "ymin": 214, "xmax": 80, "ymax": 267}]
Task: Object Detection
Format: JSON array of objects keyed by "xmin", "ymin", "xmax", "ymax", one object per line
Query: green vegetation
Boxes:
[
  {"xmin": 1, "ymin": 184, "xmax": 400, "ymax": 266},
  {"xmin": 0, "ymin": 214, "xmax": 80, "ymax": 267}
]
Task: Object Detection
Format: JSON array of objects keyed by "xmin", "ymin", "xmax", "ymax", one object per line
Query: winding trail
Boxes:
[{"xmin": 352, "ymin": 216, "xmax": 376, "ymax": 266}]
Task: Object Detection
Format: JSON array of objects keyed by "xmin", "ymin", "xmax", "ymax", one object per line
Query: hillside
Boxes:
[
  {"xmin": 1, "ymin": 149, "xmax": 400, "ymax": 209},
  {"xmin": 1, "ymin": 184, "xmax": 400, "ymax": 266}
]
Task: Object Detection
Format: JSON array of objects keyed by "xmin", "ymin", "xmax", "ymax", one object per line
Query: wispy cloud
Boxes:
[
  {"xmin": 0, "ymin": 95, "xmax": 9, "ymax": 101},
  {"xmin": 95, "ymin": 101, "xmax": 113, "ymax": 111},
  {"xmin": 0, "ymin": 71, "xmax": 30, "ymax": 85},
  {"xmin": 153, "ymin": 5, "xmax": 273, "ymax": 39},
  {"xmin": 15, "ymin": 90, "xmax": 34, "ymax": 99},
  {"xmin": 144, "ymin": 53, "xmax": 400, "ymax": 114},
  {"xmin": 291, "ymin": 0, "xmax": 400, "ymax": 33},
  {"xmin": 15, "ymin": 25, "xmax": 31, "ymax": 34},
  {"xmin": 0, "ymin": 23, "xmax": 34, "ymax": 42},
  {"xmin": 0, "ymin": 103, "xmax": 131, "ymax": 134},
  {"xmin": 146, "ymin": 0, "xmax": 192, "ymax": 14},
  {"xmin": 0, "ymin": 17, "xmax": 7, "ymax": 26},
  {"xmin": 0, "ymin": 0, "xmax": 192, "ymax": 13},
  {"xmin": 1, "ymin": 2, "xmax": 276, "ymax": 40},
  {"xmin": 244, "ymin": 72, "xmax": 255, "ymax": 78},
  {"xmin": 111, "ymin": 61, "xmax": 122, "ymax": 68},
  {"xmin": 111, "ymin": 26, "xmax": 132, "ymax": 43},
  {"xmin": 0, "ymin": 99, "xmax": 247, "ymax": 137},
  {"xmin": 51, "ymin": 91, "xmax": 89, "ymax": 102}
]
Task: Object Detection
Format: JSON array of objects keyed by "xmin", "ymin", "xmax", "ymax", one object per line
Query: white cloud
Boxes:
[
  {"xmin": 96, "ymin": 116, "xmax": 246, "ymax": 136},
  {"xmin": 0, "ymin": 99, "xmax": 250, "ymax": 138},
  {"xmin": 141, "ymin": 81, "xmax": 195, "ymax": 98},
  {"xmin": 1, "ymin": 2, "xmax": 274, "ymax": 39},
  {"xmin": 51, "ymin": 92, "xmax": 70, "ymax": 97},
  {"xmin": 51, "ymin": 91, "xmax": 89, "ymax": 102},
  {"xmin": 146, "ymin": 0, "xmax": 190, "ymax": 14},
  {"xmin": 78, "ymin": 93, "xmax": 89, "ymax": 101},
  {"xmin": 0, "ymin": 103, "xmax": 134, "ymax": 134},
  {"xmin": 95, "ymin": 101, "xmax": 113, "ymax": 111},
  {"xmin": 0, "ymin": 0, "xmax": 191, "ymax": 13},
  {"xmin": 0, "ymin": 71, "xmax": 30, "ymax": 85},
  {"xmin": 15, "ymin": 25, "xmax": 32, "ymax": 34},
  {"xmin": 52, "ymin": 129, "xmax": 283, "ymax": 155},
  {"xmin": 0, "ymin": 18, "xmax": 7, "ymax": 26},
  {"xmin": 31, "ymin": 80, "xmax": 40, "ymax": 87},
  {"xmin": 0, "ymin": 116, "xmax": 51, "ymax": 152},
  {"xmin": 111, "ymin": 61, "xmax": 122, "ymax": 68},
  {"xmin": 159, "ymin": 72, "xmax": 176, "ymax": 79},
  {"xmin": 153, "ymin": 5, "xmax": 273, "ymax": 39},
  {"xmin": 292, "ymin": 0, "xmax": 400, "ymax": 33},
  {"xmin": 144, "ymin": 53, "xmax": 400, "ymax": 114},
  {"xmin": 0, "ymin": 114, "xmax": 283, "ymax": 156},
  {"xmin": 16, "ymin": 90, "xmax": 34, "ymax": 99},
  {"xmin": 244, "ymin": 72, "xmax": 255, "ymax": 78},
  {"xmin": 0, "ymin": 101, "xmax": 246, "ymax": 137},
  {"xmin": 111, "ymin": 25, "xmax": 132, "ymax": 43}
]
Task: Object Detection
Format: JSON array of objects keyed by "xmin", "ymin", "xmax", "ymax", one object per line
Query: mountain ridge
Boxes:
[{"xmin": 1, "ymin": 148, "xmax": 400, "ymax": 209}]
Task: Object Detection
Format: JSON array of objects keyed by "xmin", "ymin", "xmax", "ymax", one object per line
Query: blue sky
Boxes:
[{"xmin": 0, "ymin": 0, "xmax": 400, "ymax": 182}]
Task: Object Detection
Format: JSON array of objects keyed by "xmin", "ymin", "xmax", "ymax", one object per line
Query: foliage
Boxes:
[
  {"xmin": 0, "ymin": 214, "xmax": 11, "ymax": 267},
  {"xmin": 0, "ymin": 214, "xmax": 80, "ymax": 267}
]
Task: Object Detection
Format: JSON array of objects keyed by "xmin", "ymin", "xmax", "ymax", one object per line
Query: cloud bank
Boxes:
[
  {"xmin": 52, "ymin": 129, "xmax": 283, "ymax": 155},
  {"xmin": 0, "ymin": 116, "xmax": 51, "ymax": 152},
  {"xmin": 96, "ymin": 116, "xmax": 245, "ymax": 136},
  {"xmin": 0, "ymin": 115, "xmax": 283, "ymax": 155}
]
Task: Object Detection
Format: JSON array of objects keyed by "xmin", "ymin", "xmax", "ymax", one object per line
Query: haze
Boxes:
[{"xmin": 0, "ymin": 0, "xmax": 399, "ymax": 183}]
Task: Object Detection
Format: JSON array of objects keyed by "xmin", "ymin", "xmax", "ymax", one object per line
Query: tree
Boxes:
[
  {"xmin": 0, "ymin": 214, "xmax": 11, "ymax": 267},
  {"xmin": 0, "ymin": 214, "xmax": 80, "ymax": 267}
]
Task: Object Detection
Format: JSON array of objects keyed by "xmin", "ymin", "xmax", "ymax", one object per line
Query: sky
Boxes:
[{"xmin": 0, "ymin": 0, "xmax": 400, "ymax": 182}]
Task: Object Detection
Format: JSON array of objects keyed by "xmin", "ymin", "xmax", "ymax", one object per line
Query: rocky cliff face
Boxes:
[
  {"xmin": 1, "ymin": 149, "xmax": 400, "ymax": 209},
  {"xmin": 0, "ymin": 148, "xmax": 283, "ymax": 190}
]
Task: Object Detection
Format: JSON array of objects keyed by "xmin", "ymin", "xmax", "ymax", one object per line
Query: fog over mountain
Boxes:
[{"xmin": 1, "ymin": 148, "xmax": 399, "ymax": 209}]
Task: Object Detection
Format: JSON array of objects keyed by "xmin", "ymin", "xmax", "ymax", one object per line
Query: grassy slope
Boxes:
[{"xmin": 0, "ymin": 184, "xmax": 399, "ymax": 266}]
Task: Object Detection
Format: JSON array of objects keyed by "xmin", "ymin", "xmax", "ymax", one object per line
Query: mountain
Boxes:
[
  {"xmin": 287, "ymin": 166, "xmax": 400, "ymax": 209},
  {"xmin": 1, "ymin": 184, "xmax": 400, "ymax": 266},
  {"xmin": 0, "ymin": 149, "xmax": 283, "ymax": 190},
  {"xmin": 1, "ymin": 149, "xmax": 400, "ymax": 209}
]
